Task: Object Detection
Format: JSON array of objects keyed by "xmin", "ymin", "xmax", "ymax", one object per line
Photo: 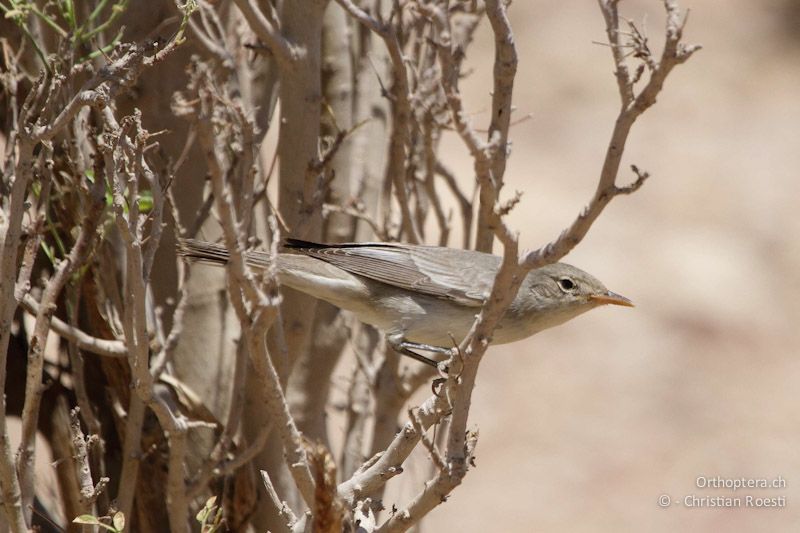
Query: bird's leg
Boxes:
[
  {"xmin": 387, "ymin": 338, "xmax": 452, "ymax": 397},
  {"xmin": 399, "ymin": 341, "xmax": 453, "ymax": 386},
  {"xmin": 389, "ymin": 343, "xmax": 439, "ymax": 368},
  {"xmin": 387, "ymin": 337, "xmax": 450, "ymax": 370},
  {"xmin": 387, "ymin": 338, "xmax": 451, "ymax": 397},
  {"xmin": 396, "ymin": 340, "xmax": 454, "ymax": 356}
]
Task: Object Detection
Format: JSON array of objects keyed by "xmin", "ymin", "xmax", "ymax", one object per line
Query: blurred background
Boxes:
[{"xmin": 383, "ymin": 0, "xmax": 798, "ymax": 530}]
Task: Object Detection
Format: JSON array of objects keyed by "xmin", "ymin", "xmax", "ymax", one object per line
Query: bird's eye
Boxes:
[{"xmin": 558, "ymin": 278, "xmax": 576, "ymax": 292}]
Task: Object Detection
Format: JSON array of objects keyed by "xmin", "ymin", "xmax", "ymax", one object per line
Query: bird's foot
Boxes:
[{"xmin": 432, "ymin": 377, "xmax": 447, "ymax": 397}]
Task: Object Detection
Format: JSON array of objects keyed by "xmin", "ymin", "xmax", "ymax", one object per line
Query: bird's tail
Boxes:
[
  {"xmin": 177, "ymin": 238, "xmax": 366, "ymax": 306},
  {"xmin": 177, "ymin": 238, "xmax": 234, "ymax": 267},
  {"xmin": 177, "ymin": 238, "xmax": 276, "ymax": 270}
]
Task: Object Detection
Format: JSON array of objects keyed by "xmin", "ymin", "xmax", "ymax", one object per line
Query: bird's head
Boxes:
[{"xmin": 508, "ymin": 263, "xmax": 633, "ymax": 336}]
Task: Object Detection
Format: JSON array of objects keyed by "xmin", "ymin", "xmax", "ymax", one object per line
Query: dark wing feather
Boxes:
[{"xmin": 284, "ymin": 239, "xmax": 494, "ymax": 306}]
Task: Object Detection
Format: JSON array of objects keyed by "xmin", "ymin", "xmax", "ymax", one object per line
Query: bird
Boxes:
[{"xmin": 178, "ymin": 238, "xmax": 633, "ymax": 366}]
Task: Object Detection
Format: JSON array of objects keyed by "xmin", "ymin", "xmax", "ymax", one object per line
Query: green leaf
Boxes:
[
  {"xmin": 138, "ymin": 190, "xmax": 153, "ymax": 213},
  {"xmin": 112, "ymin": 511, "xmax": 125, "ymax": 531},
  {"xmin": 73, "ymin": 515, "xmax": 101, "ymax": 525},
  {"xmin": 4, "ymin": 10, "xmax": 25, "ymax": 21},
  {"xmin": 196, "ymin": 495, "xmax": 219, "ymax": 526},
  {"xmin": 196, "ymin": 495, "xmax": 216, "ymax": 522},
  {"xmin": 40, "ymin": 241, "xmax": 55, "ymax": 266}
]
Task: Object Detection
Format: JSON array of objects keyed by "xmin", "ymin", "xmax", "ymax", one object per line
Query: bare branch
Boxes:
[
  {"xmin": 69, "ymin": 407, "xmax": 108, "ymax": 511},
  {"xmin": 323, "ymin": 203, "xmax": 389, "ymax": 241},
  {"xmin": 336, "ymin": 0, "xmax": 424, "ymax": 244},
  {"xmin": 192, "ymin": 67, "xmax": 318, "ymax": 509},
  {"xmin": 434, "ymin": 162, "xmax": 473, "ymax": 249},
  {"xmin": 18, "ymin": 294, "xmax": 123, "ymax": 356},
  {"xmin": 475, "ymin": 0, "xmax": 519, "ymax": 252},
  {"xmin": 522, "ymin": 0, "xmax": 700, "ymax": 269},
  {"xmin": 232, "ymin": 0, "xmax": 299, "ymax": 68},
  {"xmin": 16, "ymin": 160, "xmax": 105, "ymax": 520},
  {"xmin": 261, "ymin": 470, "xmax": 297, "ymax": 531},
  {"xmin": 408, "ymin": 407, "xmax": 446, "ymax": 473},
  {"xmin": 338, "ymin": 392, "xmax": 451, "ymax": 505}
]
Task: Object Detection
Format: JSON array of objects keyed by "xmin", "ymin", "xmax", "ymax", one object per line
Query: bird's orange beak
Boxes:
[{"xmin": 589, "ymin": 290, "xmax": 634, "ymax": 307}]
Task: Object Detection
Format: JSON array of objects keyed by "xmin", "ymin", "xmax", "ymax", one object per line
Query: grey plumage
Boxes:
[{"xmin": 178, "ymin": 238, "xmax": 632, "ymax": 352}]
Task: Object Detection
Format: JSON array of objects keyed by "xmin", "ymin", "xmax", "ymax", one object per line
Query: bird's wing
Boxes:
[{"xmin": 284, "ymin": 240, "xmax": 496, "ymax": 306}]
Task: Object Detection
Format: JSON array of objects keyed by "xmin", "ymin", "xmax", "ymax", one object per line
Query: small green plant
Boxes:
[
  {"xmin": 73, "ymin": 511, "xmax": 125, "ymax": 533},
  {"xmin": 196, "ymin": 496, "xmax": 223, "ymax": 533},
  {"xmin": 0, "ymin": 0, "xmax": 130, "ymax": 68}
]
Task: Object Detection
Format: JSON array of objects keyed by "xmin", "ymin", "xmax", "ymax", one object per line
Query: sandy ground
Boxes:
[{"xmin": 398, "ymin": 1, "xmax": 799, "ymax": 531}]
